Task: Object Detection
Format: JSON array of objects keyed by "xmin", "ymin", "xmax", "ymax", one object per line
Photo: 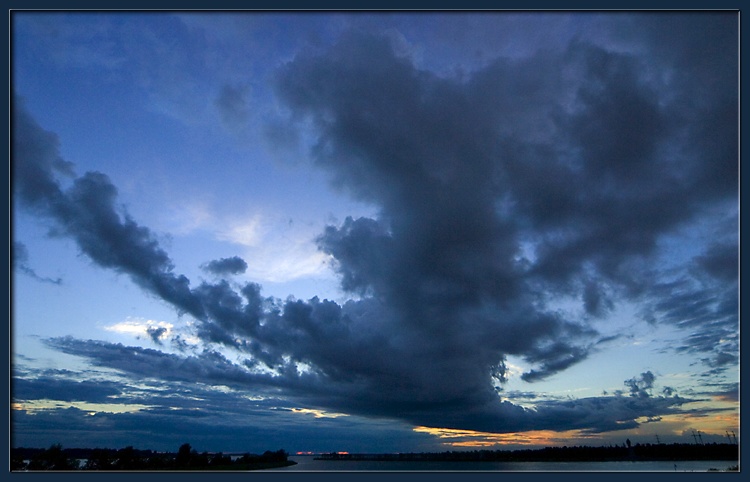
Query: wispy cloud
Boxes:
[
  {"xmin": 13, "ymin": 242, "xmax": 62, "ymax": 285},
  {"xmin": 216, "ymin": 215, "xmax": 265, "ymax": 247}
]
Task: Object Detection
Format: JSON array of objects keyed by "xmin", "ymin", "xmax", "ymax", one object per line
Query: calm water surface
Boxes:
[{"xmin": 272, "ymin": 455, "xmax": 737, "ymax": 472}]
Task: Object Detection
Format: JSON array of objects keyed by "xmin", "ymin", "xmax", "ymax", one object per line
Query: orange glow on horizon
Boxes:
[
  {"xmin": 413, "ymin": 426, "xmax": 602, "ymax": 448},
  {"xmin": 414, "ymin": 407, "xmax": 740, "ymax": 448}
]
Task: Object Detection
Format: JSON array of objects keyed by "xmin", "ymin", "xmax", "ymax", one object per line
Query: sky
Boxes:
[{"xmin": 10, "ymin": 11, "xmax": 740, "ymax": 455}]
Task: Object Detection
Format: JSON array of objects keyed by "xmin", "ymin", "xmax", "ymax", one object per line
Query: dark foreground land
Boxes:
[
  {"xmin": 315, "ymin": 442, "xmax": 739, "ymax": 464},
  {"xmin": 11, "ymin": 443, "xmax": 296, "ymax": 471},
  {"xmin": 12, "ymin": 442, "xmax": 739, "ymax": 471}
]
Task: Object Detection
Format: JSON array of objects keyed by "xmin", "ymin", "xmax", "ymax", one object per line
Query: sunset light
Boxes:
[{"xmin": 10, "ymin": 9, "xmax": 738, "ymax": 469}]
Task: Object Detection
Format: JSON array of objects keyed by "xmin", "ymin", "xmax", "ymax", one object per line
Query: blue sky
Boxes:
[{"xmin": 11, "ymin": 11, "xmax": 739, "ymax": 455}]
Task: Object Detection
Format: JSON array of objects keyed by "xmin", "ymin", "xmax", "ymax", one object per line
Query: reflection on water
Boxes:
[{"xmin": 272, "ymin": 455, "xmax": 738, "ymax": 472}]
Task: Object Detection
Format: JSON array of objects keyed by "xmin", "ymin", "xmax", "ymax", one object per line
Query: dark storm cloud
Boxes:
[
  {"xmin": 44, "ymin": 337, "xmax": 270, "ymax": 388},
  {"xmin": 11, "ymin": 366, "xmax": 436, "ymax": 453},
  {"xmin": 13, "ymin": 13, "xmax": 737, "ymax": 437},
  {"xmin": 529, "ymin": 393, "xmax": 687, "ymax": 434},
  {"xmin": 13, "ymin": 95, "xmax": 206, "ymax": 320},
  {"xmin": 12, "ymin": 241, "xmax": 62, "ymax": 285},
  {"xmin": 12, "ymin": 364, "xmax": 293, "ymax": 419},
  {"xmin": 274, "ymin": 32, "xmax": 605, "ymax": 384},
  {"xmin": 11, "ymin": 399, "xmax": 434, "ymax": 454},
  {"xmin": 201, "ymin": 256, "xmax": 248, "ymax": 276},
  {"xmin": 267, "ymin": 22, "xmax": 734, "ymax": 428},
  {"xmin": 41, "ymin": 335, "xmax": 692, "ymax": 436},
  {"xmin": 12, "ymin": 376, "xmax": 122, "ymax": 403},
  {"xmin": 13, "ymin": 370, "xmax": 281, "ymax": 417},
  {"xmin": 517, "ymin": 372, "xmax": 692, "ymax": 434},
  {"xmin": 273, "ymin": 24, "xmax": 733, "ymax": 382}
]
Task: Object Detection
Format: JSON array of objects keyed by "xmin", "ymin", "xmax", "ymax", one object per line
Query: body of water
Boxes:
[{"xmin": 272, "ymin": 455, "xmax": 738, "ymax": 472}]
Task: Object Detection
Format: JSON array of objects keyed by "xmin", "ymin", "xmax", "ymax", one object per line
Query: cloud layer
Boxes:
[{"xmin": 12, "ymin": 13, "xmax": 737, "ymax": 439}]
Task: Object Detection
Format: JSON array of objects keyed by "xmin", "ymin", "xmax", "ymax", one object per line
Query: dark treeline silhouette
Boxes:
[
  {"xmin": 11, "ymin": 443, "xmax": 293, "ymax": 471},
  {"xmin": 315, "ymin": 442, "xmax": 739, "ymax": 463}
]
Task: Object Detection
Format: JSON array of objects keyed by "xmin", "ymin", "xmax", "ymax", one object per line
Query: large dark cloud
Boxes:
[
  {"xmin": 13, "ymin": 376, "xmax": 123, "ymax": 404},
  {"xmin": 10, "ymin": 362, "xmax": 436, "ymax": 453},
  {"xmin": 272, "ymin": 22, "xmax": 736, "ymax": 378},
  {"xmin": 12, "ymin": 13, "xmax": 737, "ymax": 437},
  {"xmin": 10, "ymin": 399, "xmax": 433, "ymax": 454},
  {"xmin": 39, "ymin": 336, "xmax": 691, "ymax": 436}
]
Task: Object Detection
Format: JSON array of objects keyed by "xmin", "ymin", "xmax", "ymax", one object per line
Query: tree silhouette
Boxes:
[
  {"xmin": 113, "ymin": 446, "xmax": 142, "ymax": 470},
  {"xmin": 209, "ymin": 452, "xmax": 232, "ymax": 467},
  {"xmin": 27, "ymin": 444, "xmax": 77, "ymax": 470},
  {"xmin": 175, "ymin": 442, "xmax": 198, "ymax": 468},
  {"xmin": 83, "ymin": 448, "xmax": 114, "ymax": 470},
  {"xmin": 11, "ymin": 454, "xmax": 27, "ymax": 471}
]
